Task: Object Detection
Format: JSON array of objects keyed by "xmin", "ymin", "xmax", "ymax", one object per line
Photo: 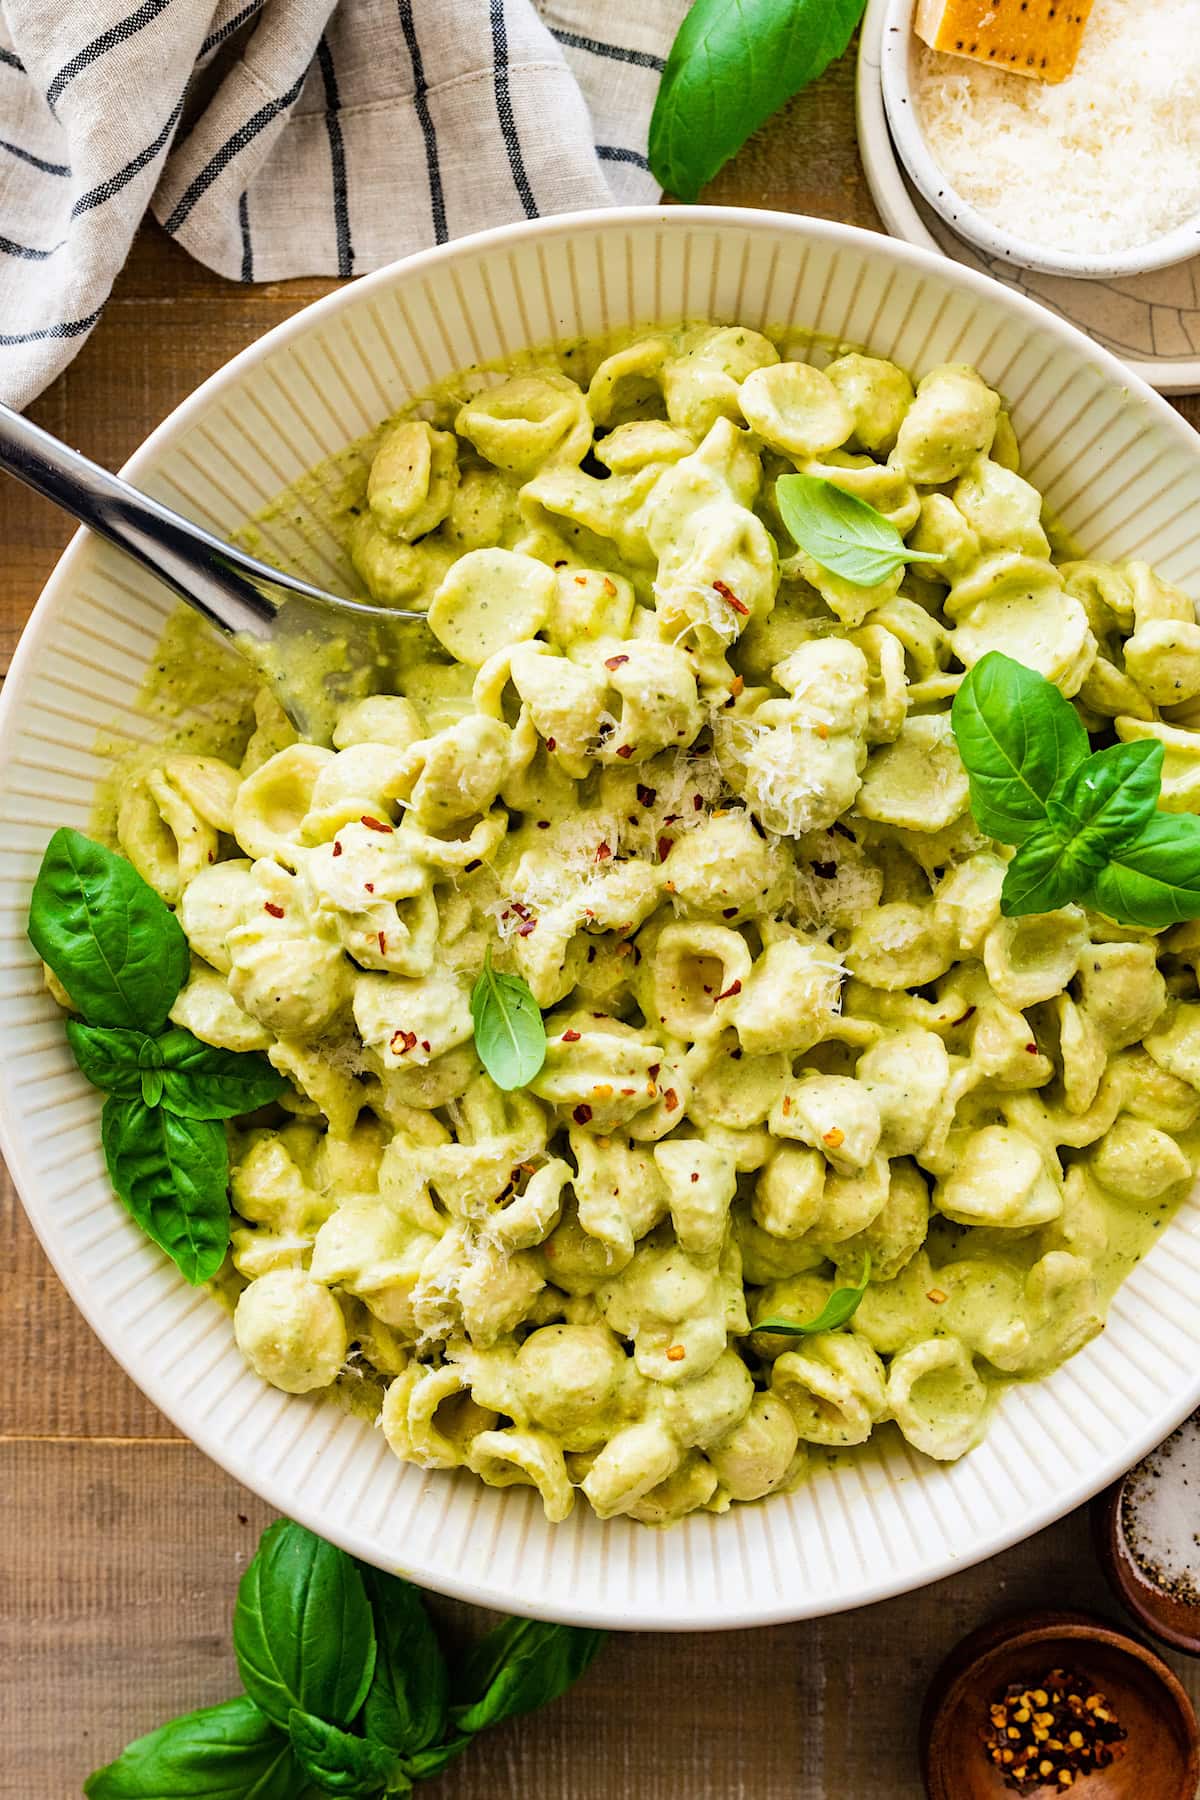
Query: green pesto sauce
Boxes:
[{"xmin": 98, "ymin": 322, "xmax": 1197, "ymax": 1478}]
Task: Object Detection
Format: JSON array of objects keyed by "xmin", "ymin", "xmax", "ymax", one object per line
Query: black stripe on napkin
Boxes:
[
  {"xmin": 161, "ymin": 66, "xmax": 308, "ymax": 235},
  {"xmin": 0, "ymin": 306, "xmax": 102, "ymax": 347},
  {"xmin": 0, "ymin": 137, "xmax": 70, "ymax": 177},
  {"xmin": 490, "ymin": 0, "xmax": 537, "ymax": 219},
  {"xmin": 396, "ymin": 0, "xmax": 447, "ymax": 245},
  {"xmin": 72, "ymin": 94, "xmax": 184, "ymax": 217},
  {"xmin": 0, "ymin": 47, "xmax": 25, "ymax": 72},
  {"xmin": 597, "ymin": 144, "xmax": 650, "ymax": 170},
  {"xmin": 549, "ymin": 27, "xmax": 664, "ymax": 72},
  {"xmin": 238, "ymin": 190, "xmax": 253, "ymax": 282},
  {"xmin": 0, "ymin": 233, "xmax": 64, "ymax": 261},
  {"xmin": 46, "ymin": 0, "xmax": 174, "ymax": 112},
  {"xmin": 316, "ymin": 35, "xmax": 353, "ymax": 278},
  {"xmin": 200, "ymin": 1, "xmax": 263, "ymax": 59}
]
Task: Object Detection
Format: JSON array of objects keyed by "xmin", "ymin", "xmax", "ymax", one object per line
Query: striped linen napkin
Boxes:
[{"xmin": 0, "ymin": 0, "xmax": 688, "ymax": 409}]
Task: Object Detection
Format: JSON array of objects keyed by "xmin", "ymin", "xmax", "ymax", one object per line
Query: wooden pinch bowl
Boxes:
[{"xmin": 920, "ymin": 1611, "xmax": 1199, "ymax": 1800}]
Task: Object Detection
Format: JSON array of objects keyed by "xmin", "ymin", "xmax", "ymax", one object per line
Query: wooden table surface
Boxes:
[{"xmin": 5, "ymin": 39, "xmax": 1200, "ymax": 1800}]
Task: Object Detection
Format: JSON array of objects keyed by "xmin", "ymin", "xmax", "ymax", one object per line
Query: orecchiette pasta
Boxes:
[{"xmin": 101, "ymin": 323, "xmax": 1200, "ymax": 1526}]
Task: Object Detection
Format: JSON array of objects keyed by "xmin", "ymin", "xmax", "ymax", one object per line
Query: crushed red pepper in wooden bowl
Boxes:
[{"xmin": 980, "ymin": 1667, "xmax": 1127, "ymax": 1790}]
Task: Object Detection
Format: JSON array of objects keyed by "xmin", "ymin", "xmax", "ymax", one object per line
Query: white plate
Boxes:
[
  {"xmin": 4, "ymin": 207, "xmax": 1200, "ymax": 1629},
  {"xmin": 857, "ymin": 0, "xmax": 1200, "ymax": 394}
]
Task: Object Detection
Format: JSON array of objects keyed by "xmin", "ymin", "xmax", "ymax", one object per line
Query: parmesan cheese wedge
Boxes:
[{"xmin": 914, "ymin": 0, "xmax": 1096, "ymax": 82}]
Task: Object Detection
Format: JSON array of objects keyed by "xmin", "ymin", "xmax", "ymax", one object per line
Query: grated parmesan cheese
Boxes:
[{"xmin": 913, "ymin": 0, "xmax": 1200, "ymax": 255}]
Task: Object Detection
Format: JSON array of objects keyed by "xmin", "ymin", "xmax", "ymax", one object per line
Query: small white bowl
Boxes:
[{"xmin": 881, "ymin": 0, "xmax": 1200, "ymax": 279}]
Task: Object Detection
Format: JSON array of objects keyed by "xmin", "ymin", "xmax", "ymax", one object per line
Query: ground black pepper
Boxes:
[{"xmin": 980, "ymin": 1668, "xmax": 1126, "ymax": 1790}]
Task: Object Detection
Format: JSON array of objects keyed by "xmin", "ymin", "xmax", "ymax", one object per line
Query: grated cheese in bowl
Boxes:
[{"xmin": 911, "ymin": 0, "xmax": 1200, "ymax": 257}]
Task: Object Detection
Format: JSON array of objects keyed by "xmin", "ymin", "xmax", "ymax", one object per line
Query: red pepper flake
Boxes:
[
  {"xmin": 263, "ymin": 902, "xmax": 285, "ymax": 918},
  {"xmin": 692, "ymin": 794, "xmax": 704, "ymax": 811},
  {"xmin": 554, "ymin": 559, "xmax": 567, "ymax": 567},
  {"xmin": 1026, "ymin": 1042, "xmax": 1039, "ymax": 1054},
  {"xmin": 517, "ymin": 919, "xmax": 537, "ymax": 937},
  {"xmin": 664, "ymin": 813, "xmax": 681, "ymax": 825},
  {"xmin": 716, "ymin": 979, "xmax": 742, "ymax": 1001},
  {"xmin": 927, "ymin": 1288, "xmax": 948, "ymax": 1305},
  {"xmin": 572, "ymin": 1104, "xmax": 593, "ymax": 1125},
  {"xmin": 421, "ymin": 1040, "xmax": 431, "ymax": 1053},
  {"xmin": 722, "ymin": 906, "xmax": 739, "ymax": 918},
  {"xmin": 602, "ymin": 577, "xmax": 617, "ymax": 597},
  {"xmin": 377, "ymin": 931, "xmax": 388, "ymax": 955},
  {"xmin": 816, "ymin": 722, "xmax": 829, "ymax": 740},
  {"xmin": 364, "ymin": 882, "xmax": 375, "ymax": 893},
  {"xmin": 537, "ymin": 820, "xmax": 550, "ymax": 830},
  {"xmin": 206, "ymin": 850, "xmax": 215, "ymax": 863},
  {"xmin": 781, "ymin": 1095, "xmax": 793, "ymax": 1115},
  {"xmin": 657, "ymin": 836, "xmax": 674, "ymax": 862},
  {"xmin": 648, "ymin": 1063, "xmax": 661, "ymax": 1080},
  {"xmin": 666, "ymin": 1344, "xmax": 686, "ymax": 1362},
  {"xmin": 604, "ymin": 654, "xmax": 630, "ymax": 671},
  {"xmin": 690, "ymin": 1171, "xmax": 700, "ymax": 1184},
  {"xmin": 332, "ymin": 840, "xmax": 343, "ymax": 857},
  {"xmin": 664, "ymin": 1088, "xmax": 679, "ymax": 1112},
  {"xmin": 597, "ymin": 720, "xmax": 614, "ymax": 742},
  {"xmin": 465, "ymin": 858, "xmax": 482, "ymax": 872},
  {"xmin": 595, "ymin": 841, "xmax": 612, "ymax": 861},
  {"xmin": 615, "ymin": 744, "xmax": 634, "ymax": 759},
  {"xmin": 511, "ymin": 901, "xmax": 531, "ymax": 919},
  {"xmin": 361, "ymin": 814, "xmax": 393, "ymax": 833},
  {"xmin": 621, "ymin": 1087, "xmax": 636, "ymax": 1096},
  {"xmin": 713, "ymin": 578, "xmax": 749, "ymax": 616},
  {"xmin": 823, "ymin": 1127, "xmax": 845, "ymax": 1148},
  {"xmin": 562, "ymin": 1029, "xmax": 581, "ymax": 1042},
  {"xmin": 547, "ymin": 737, "xmax": 557, "ymax": 751},
  {"xmin": 390, "ymin": 1029, "xmax": 418, "ymax": 1055},
  {"xmin": 637, "ymin": 783, "xmax": 657, "ymax": 807},
  {"xmin": 948, "ymin": 1005, "xmax": 976, "ymax": 1026},
  {"xmin": 730, "ymin": 675, "xmax": 744, "ymax": 698},
  {"xmin": 574, "ymin": 574, "xmax": 588, "ymax": 586}
]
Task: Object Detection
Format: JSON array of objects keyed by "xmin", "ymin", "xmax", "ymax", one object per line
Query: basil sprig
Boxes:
[
  {"xmin": 776, "ymin": 474, "xmax": 946, "ymax": 588},
  {"xmin": 649, "ymin": 0, "xmax": 867, "ymax": 201},
  {"xmin": 86, "ymin": 1520, "xmax": 606, "ymax": 1799},
  {"xmin": 470, "ymin": 949, "xmax": 546, "ymax": 1090},
  {"xmin": 951, "ymin": 653, "xmax": 1200, "ymax": 928},
  {"xmin": 28, "ymin": 828, "xmax": 286, "ymax": 1283},
  {"xmin": 755, "ymin": 1253, "xmax": 872, "ymax": 1337}
]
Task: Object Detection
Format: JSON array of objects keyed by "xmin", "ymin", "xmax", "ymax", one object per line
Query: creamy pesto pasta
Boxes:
[{"xmin": 110, "ymin": 325, "xmax": 1200, "ymax": 1526}]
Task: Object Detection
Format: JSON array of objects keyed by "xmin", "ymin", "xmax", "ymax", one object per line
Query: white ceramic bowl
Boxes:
[
  {"xmin": 4, "ymin": 207, "xmax": 1200, "ymax": 1630},
  {"xmin": 881, "ymin": 0, "xmax": 1200, "ymax": 280}
]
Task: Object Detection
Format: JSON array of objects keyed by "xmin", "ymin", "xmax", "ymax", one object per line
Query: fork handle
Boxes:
[{"xmin": 0, "ymin": 398, "xmax": 339, "ymax": 640}]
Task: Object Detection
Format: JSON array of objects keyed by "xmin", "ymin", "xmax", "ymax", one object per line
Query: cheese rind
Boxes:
[{"xmin": 914, "ymin": 0, "xmax": 1095, "ymax": 82}]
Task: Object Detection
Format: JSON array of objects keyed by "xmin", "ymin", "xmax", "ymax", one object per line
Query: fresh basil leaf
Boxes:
[
  {"xmin": 754, "ymin": 1252, "xmax": 872, "ymax": 1337},
  {"xmin": 1090, "ymin": 812, "xmax": 1200, "ymax": 928},
  {"xmin": 156, "ymin": 1028, "xmax": 288, "ymax": 1120},
  {"xmin": 83, "ymin": 1695, "xmax": 302, "ymax": 1800},
  {"xmin": 648, "ymin": 0, "xmax": 867, "ymax": 201},
  {"xmin": 287, "ymin": 1710, "xmax": 403, "ymax": 1798},
  {"xmin": 29, "ymin": 827, "xmax": 189, "ymax": 1031},
  {"xmin": 470, "ymin": 951, "xmax": 546, "ymax": 1091},
  {"xmin": 1003, "ymin": 740, "xmax": 1166, "ymax": 917},
  {"xmin": 1046, "ymin": 738, "xmax": 1163, "ymax": 847},
  {"xmin": 359, "ymin": 1568, "xmax": 449, "ymax": 1756},
  {"xmin": 64, "ymin": 1021, "xmax": 151, "ymax": 1099},
  {"xmin": 234, "ymin": 1521, "xmax": 377, "ymax": 1733},
  {"xmin": 776, "ymin": 473, "xmax": 945, "ymax": 587},
  {"xmin": 1000, "ymin": 826, "xmax": 1078, "ymax": 917},
  {"xmin": 450, "ymin": 1619, "xmax": 606, "ymax": 1735},
  {"xmin": 951, "ymin": 653, "xmax": 1090, "ymax": 844},
  {"xmin": 101, "ymin": 1096, "xmax": 230, "ymax": 1285},
  {"xmin": 400, "ymin": 1738, "xmax": 472, "ymax": 1781}
]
